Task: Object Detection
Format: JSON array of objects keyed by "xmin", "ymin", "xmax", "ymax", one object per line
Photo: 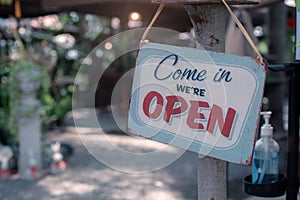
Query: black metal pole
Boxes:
[{"xmin": 287, "ymin": 64, "xmax": 300, "ymax": 200}]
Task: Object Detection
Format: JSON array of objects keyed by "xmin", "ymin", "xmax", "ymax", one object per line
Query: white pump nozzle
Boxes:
[
  {"xmin": 260, "ymin": 111, "xmax": 273, "ymax": 136},
  {"xmin": 261, "ymin": 111, "xmax": 272, "ymax": 124}
]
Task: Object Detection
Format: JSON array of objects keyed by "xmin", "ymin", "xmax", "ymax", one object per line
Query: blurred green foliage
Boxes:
[{"xmin": 0, "ymin": 12, "xmax": 111, "ymax": 144}]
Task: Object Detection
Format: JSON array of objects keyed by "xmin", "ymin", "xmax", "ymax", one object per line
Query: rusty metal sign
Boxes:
[{"xmin": 128, "ymin": 43, "xmax": 266, "ymax": 165}]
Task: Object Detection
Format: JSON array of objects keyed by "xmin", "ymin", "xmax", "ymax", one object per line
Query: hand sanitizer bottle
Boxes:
[{"xmin": 252, "ymin": 111, "xmax": 280, "ymax": 184}]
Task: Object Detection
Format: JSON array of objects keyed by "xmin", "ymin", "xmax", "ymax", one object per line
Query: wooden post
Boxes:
[
  {"xmin": 184, "ymin": 4, "xmax": 227, "ymax": 199},
  {"xmin": 151, "ymin": 1, "xmax": 259, "ymax": 199}
]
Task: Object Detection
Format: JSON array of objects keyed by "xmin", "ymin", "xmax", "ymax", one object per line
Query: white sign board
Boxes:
[{"xmin": 128, "ymin": 43, "xmax": 266, "ymax": 165}]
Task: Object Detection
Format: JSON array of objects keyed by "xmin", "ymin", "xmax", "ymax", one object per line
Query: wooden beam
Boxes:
[
  {"xmin": 153, "ymin": 0, "xmax": 260, "ymax": 4},
  {"xmin": 42, "ymin": 0, "xmax": 152, "ymax": 8}
]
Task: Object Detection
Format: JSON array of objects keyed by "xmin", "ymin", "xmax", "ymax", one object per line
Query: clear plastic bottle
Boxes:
[{"xmin": 252, "ymin": 111, "xmax": 280, "ymax": 184}]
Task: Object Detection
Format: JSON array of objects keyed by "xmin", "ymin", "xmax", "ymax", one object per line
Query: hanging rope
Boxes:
[
  {"xmin": 140, "ymin": 1, "xmax": 264, "ymax": 66},
  {"xmin": 221, "ymin": 0, "xmax": 264, "ymax": 65},
  {"xmin": 140, "ymin": 3, "xmax": 165, "ymax": 47}
]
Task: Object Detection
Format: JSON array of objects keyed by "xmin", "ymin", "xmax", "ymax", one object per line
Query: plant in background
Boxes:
[
  {"xmin": 0, "ymin": 12, "xmax": 112, "ymax": 138},
  {"xmin": 0, "ymin": 60, "xmax": 11, "ymax": 145},
  {"xmin": 4, "ymin": 29, "xmax": 55, "ymax": 144},
  {"xmin": 8, "ymin": 59, "xmax": 53, "ymax": 138}
]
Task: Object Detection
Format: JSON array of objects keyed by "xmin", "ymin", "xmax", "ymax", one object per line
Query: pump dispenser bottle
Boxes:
[{"xmin": 252, "ymin": 111, "xmax": 280, "ymax": 184}]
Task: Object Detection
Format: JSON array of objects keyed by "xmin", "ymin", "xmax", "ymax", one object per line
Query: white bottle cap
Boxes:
[{"xmin": 261, "ymin": 111, "xmax": 273, "ymax": 137}]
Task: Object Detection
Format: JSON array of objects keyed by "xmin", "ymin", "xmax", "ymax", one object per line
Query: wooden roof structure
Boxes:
[
  {"xmin": 0, "ymin": 0, "xmax": 282, "ymax": 31},
  {"xmin": 0, "ymin": 0, "xmax": 192, "ymax": 31}
]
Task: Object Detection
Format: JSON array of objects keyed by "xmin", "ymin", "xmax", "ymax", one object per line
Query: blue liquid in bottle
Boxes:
[
  {"xmin": 252, "ymin": 150, "xmax": 279, "ymax": 184},
  {"xmin": 252, "ymin": 111, "xmax": 279, "ymax": 184}
]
